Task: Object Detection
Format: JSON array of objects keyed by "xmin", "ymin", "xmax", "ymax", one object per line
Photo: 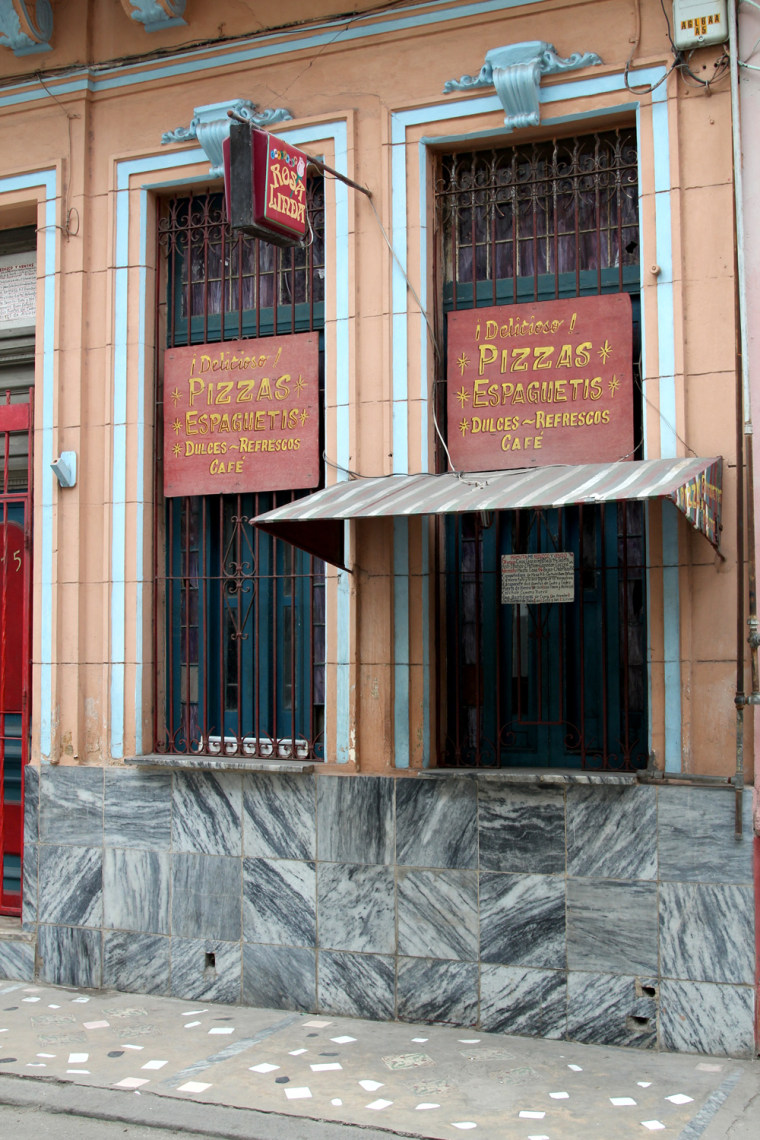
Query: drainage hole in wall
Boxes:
[
  {"xmin": 626, "ymin": 1016, "xmax": 651, "ymax": 1029},
  {"xmin": 205, "ymin": 952, "xmax": 216, "ymax": 970}
]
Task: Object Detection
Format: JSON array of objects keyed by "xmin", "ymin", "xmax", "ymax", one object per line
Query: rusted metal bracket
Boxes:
[{"xmin": 227, "ymin": 109, "xmax": 372, "ymax": 199}]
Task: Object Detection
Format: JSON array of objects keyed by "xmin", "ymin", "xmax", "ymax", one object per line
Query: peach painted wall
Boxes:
[{"xmin": 0, "ymin": 0, "xmax": 746, "ymax": 777}]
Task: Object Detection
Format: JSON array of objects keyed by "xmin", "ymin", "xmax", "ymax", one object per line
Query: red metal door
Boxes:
[{"xmin": 0, "ymin": 393, "xmax": 32, "ymax": 916}]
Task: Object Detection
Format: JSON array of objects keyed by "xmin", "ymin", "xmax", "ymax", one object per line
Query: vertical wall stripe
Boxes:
[
  {"xmin": 111, "ymin": 147, "xmax": 206, "ymax": 759},
  {"xmin": 286, "ymin": 121, "xmax": 352, "ymax": 763},
  {"xmin": 0, "ymin": 171, "xmax": 56, "ymax": 757},
  {"xmin": 650, "ymin": 80, "xmax": 681, "ymax": 769},
  {"xmin": 393, "ymin": 516, "xmax": 410, "ymax": 768}
]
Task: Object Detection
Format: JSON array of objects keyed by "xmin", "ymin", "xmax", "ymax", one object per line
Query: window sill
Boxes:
[
  {"xmin": 417, "ymin": 767, "xmax": 638, "ymax": 785},
  {"xmin": 125, "ymin": 754, "xmax": 316, "ymax": 774}
]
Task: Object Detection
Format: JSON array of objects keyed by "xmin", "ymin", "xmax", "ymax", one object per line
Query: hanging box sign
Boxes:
[{"xmin": 223, "ymin": 122, "xmax": 308, "ymax": 247}]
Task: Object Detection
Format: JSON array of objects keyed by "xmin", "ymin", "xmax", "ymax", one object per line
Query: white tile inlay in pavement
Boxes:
[{"xmin": 0, "ymin": 977, "xmax": 756, "ymax": 1140}]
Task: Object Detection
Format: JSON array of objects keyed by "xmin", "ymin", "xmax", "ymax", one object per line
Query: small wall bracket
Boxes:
[
  {"xmin": 120, "ymin": 0, "xmax": 187, "ymax": 32},
  {"xmin": 443, "ymin": 41, "xmax": 602, "ymax": 132},
  {"xmin": 162, "ymin": 100, "xmax": 293, "ymax": 178},
  {"xmin": 51, "ymin": 451, "xmax": 76, "ymax": 488}
]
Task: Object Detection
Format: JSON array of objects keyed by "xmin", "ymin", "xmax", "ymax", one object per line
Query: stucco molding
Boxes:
[
  {"xmin": 120, "ymin": 0, "xmax": 186, "ymax": 32},
  {"xmin": 0, "ymin": 0, "xmax": 53, "ymax": 56},
  {"xmin": 161, "ymin": 99, "xmax": 294, "ymax": 178},
  {"xmin": 443, "ymin": 41, "xmax": 602, "ymax": 131}
]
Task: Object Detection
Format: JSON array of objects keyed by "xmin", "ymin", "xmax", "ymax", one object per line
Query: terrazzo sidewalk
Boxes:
[{"xmin": 0, "ymin": 977, "xmax": 758, "ymax": 1139}]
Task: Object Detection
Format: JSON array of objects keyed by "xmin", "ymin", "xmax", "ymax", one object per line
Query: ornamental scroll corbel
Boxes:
[
  {"xmin": 443, "ymin": 41, "xmax": 602, "ymax": 132},
  {"xmin": 0, "ymin": 0, "xmax": 53, "ymax": 56},
  {"xmin": 120, "ymin": 1, "xmax": 186, "ymax": 32},
  {"xmin": 161, "ymin": 100, "xmax": 294, "ymax": 178}
]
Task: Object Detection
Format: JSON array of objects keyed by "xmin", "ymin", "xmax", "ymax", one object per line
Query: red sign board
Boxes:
[
  {"xmin": 254, "ymin": 130, "xmax": 308, "ymax": 242},
  {"xmin": 446, "ymin": 295, "xmax": 634, "ymax": 470},
  {"xmin": 163, "ymin": 334, "xmax": 320, "ymax": 497},
  {"xmin": 223, "ymin": 127, "xmax": 308, "ymax": 246}
]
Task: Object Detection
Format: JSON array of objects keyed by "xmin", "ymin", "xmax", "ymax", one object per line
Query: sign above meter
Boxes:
[
  {"xmin": 446, "ymin": 294, "xmax": 634, "ymax": 471},
  {"xmin": 163, "ymin": 334, "xmax": 320, "ymax": 497}
]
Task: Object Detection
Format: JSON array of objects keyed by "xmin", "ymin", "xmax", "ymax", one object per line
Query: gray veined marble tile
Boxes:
[
  {"xmin": 242, "ymin": 943, "xmax": 316, "ymax": 1012},
  {"xmin": 39, "ymin": 765, "xmax": 104, "ymax": 846},
  {"xmin": 23, "ymin": 764, "xmax": 39, "ymax": 846},
  {"xmin": 103, "ymin": 848, "xmax": 171, "ymax": 934},
  {"xmin": 0, "ymin": 938, "xmax": 35, "ymax": 982},
  {"xmin": 480, "ymin": 964, "xmax": 567, "ymax": 1039},
  {"xmin": 243, "ymin": 772, "xmax": 315, "ymax": 859},
  {"xmin": 658, "ymin": 786, "xmax": 753, "ymax": 884},
  {"xmin": 171, "ymin": 852, "xmax": 241, "ymax": 941},
  {"xmin": 172, "ymin": 771, "xmax": 243, "ymax": 856},
  {"xmin": 21, "ymin": 840, "xmax": 37, "ymax": 929},
  {"xmin": 479, "ymin": 782, "xmax": 565, "ymax": 874},
  {"xmin": 37, "ymin": 924, "xmax": 102, "ymax": 990},
  {"xmin": 171, "ymin": 938, "xmax": 241, "ymax": 1004},
  {"xmin": 566, "ymin": 878, "xmax": 657, "ymax": 975},
  {"xmin": 318, "ymin": 950, "xmax": 395, "ymax": 1020},
  {"xmin": 566, "ymin": 783, "xmax": 656, "ymax": 880},
  {"xmin": 242, "ymin": 858, "xmax": 316, "ymax": 947},
  {"xmin": 659, "ymin": 978, "xmax": 755, "ymax": 1057},
  {"xmin": 38, "ymin": 844, "xmax": 102, "ymax": 927},
  {"xmin": 397, "ymin": 958, "xmax": 478, "ymax": 1026},
  {"xmin": 480, "ymin": 872, "xmax": 566, "ymax": 969},
  {"xmin": 105, "ymin": 768, "xmax": 172, "ymax": 850},
  {"xmin": 567, "ymin": 972, "xmax": 657, "ymax": 1049},
  {"xmin": 397, "ymin": 868, "xmax": 478, "ymax": 961},
  {"xmin": 659, "ymin": 881, "xmax": 754, "ymax": 985},
  {"xmin": 103, "ymin": 931, "xmax": 170, "ymax": 995},
  {"xmin": 317, "ymin": 863, "xmax": 395, "ymax": 954},
  {"xmin": 316, "ymin": 775, "xmax": 393, "ymax": 864},
  {"xmin": 396, "ymin": 777, "xmax": 477, "ymax": 868}
]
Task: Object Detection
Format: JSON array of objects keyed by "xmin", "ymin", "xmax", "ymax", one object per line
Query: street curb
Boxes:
[{"xmin": 0, "ymin": 1072, "xmax": 427, "ymax": 1140}]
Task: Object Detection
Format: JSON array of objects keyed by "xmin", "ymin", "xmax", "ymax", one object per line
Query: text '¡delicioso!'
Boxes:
[{"xmin": 162, "ymin": 333, "xmax": 320, "ymax": 497}]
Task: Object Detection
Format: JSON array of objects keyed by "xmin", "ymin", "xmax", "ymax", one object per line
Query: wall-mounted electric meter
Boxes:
[{"xmin": 672, "ymin": 1, "xmax": 728, "ymax": 50}]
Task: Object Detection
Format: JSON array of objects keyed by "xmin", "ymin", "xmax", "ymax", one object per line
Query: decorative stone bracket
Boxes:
[
  {"xmin": 0, "ymin": 0, "xmax": 53, "ymax": 56},
  {"xmin": 161, "ymin": 100, "xmax": 294, "ymax": 178},
  {"xmin": 120, "ymin": 0, "xmax": 187, "ymax": 32},
  {"xmin": 443, "ymin": 41, "xmax": 602, "ymax": 132}
]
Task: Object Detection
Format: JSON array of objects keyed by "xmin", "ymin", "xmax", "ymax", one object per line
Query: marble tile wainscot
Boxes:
[{"xmin": 2, "ymin": 761, "xmax": 754, "ymax": 1059}]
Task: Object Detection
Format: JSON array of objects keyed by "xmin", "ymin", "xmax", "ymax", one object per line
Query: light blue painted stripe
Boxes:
[
  {"xmin": 394, "ymin": 516, "xmax": 410, "ymax": 769},
  {"xmin": 649, "ymin": 79, "xmax": 681, "ymax": 770},
  {"xmin": 418, "ymin": 137, "xmax": 430, "ymax": 472},
  {"xmin": 278, "ymin": 121, "xmax": 351, "ymax": 761},
  {"xmin": 134, "ymin": 189, "xmax": 149, "ymax": 756},
  {"xmin": 0, "ymin": 0, "xmax": 553, "ymax": 109},
  {"xmin": 111, "ymin": 147, "xmax": 205, "ymax": 758},
  {"xmin": 0, "ymin": 171, "xmax": 56, "ymax": 756}
]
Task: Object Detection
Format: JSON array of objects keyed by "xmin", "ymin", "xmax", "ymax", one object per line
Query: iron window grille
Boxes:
[
  {"xmin": 434, "ymin": 130, "xmax": 648, "ymax": 770},
  {"xmin": 153, "ymin": 188, "xmax": 326, "ymax": 759}
]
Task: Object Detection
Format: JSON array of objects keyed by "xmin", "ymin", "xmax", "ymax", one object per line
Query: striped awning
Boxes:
[{"xmin": 252, "ymin": 457, "xmax": 723, "ymax": 568}]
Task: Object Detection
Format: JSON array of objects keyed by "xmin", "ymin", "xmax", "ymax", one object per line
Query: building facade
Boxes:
[{"xmin": 0, "ymin": 0, "xmax": 756, "ymax": 1057}]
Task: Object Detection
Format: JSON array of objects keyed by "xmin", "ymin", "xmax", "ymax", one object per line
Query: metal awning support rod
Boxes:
[{"xmin": 226, "ymin": 109, "xmax": 372, "ymax": 199}]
